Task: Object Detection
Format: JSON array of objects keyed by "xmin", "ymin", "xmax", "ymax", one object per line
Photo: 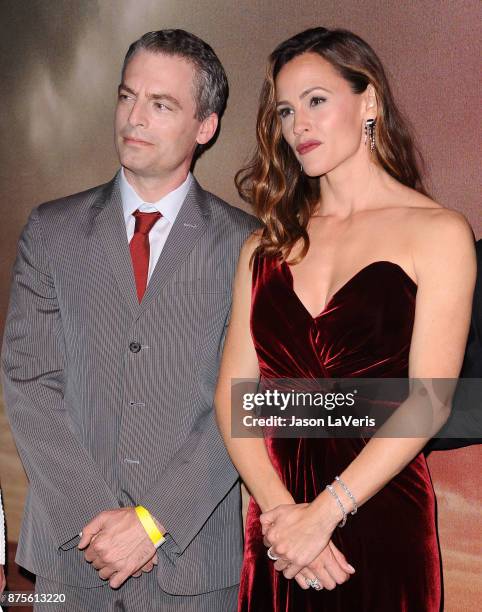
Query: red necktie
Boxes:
[{"xmin": 129, "ymin": 209, "xmax": 162, "ymax": 302}]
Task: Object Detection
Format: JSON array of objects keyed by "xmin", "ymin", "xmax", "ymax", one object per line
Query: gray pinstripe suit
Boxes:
[{"xmin": 2, "ymin": 173, "xmax": 259, "ymax": 609}]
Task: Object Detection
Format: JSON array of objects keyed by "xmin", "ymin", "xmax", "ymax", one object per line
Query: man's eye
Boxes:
[
  {"xmin": 118, "ymin": 93, "xmax": 131, "ymax": 101},
  {"xmin": 310, "ymin": 96, "xmax": 326, "ymax": 106},
  {"xmin": 277, "ymin": 107, "xmax": 292, "ymax": 119},
  {"xmin": 154, "ymin": 102, "xmax": 170, "ymax": 111}
]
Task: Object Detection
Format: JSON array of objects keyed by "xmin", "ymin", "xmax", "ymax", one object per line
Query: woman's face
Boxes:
[{"xmin": 275, "ymin": 52, "xmax": 370, "ymax": 177}]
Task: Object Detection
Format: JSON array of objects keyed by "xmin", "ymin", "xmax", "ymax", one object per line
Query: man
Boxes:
[{"xmin": 2, "ymin": 30, "xmax": 259, "ymax": 611}]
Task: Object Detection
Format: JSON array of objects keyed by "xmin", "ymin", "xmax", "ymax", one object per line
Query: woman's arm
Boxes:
[
  {"xmin": 263, "ymin": 210, "xmax": 476, "ymax": 577},
  {"xmin": 215, "ymin": 233, "xmax": 356, "ymax": 590},
  {"xmin": 215, "ymin": 232, "xmax": 294, "ymax": 511}
]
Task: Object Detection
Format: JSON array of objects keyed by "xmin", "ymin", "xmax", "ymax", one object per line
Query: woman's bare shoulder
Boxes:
[
  {"xmin": 404, "ymin": 198, "xmax": 472, "ymax": 239},
  {"xmin": 392, "ymin": 188, "xmax": 472, "ymax": 236},
  {"xmin": 406, "ymin": 205, "xmax": 475, "ymax": 276},
  {"xmin": 244, "ymin": 227, "xmax": 264, "ymax": 246},
  {"xmin": 234, "ymin": 229, "xmax": 263, "ymax": 279},
  {"xmin": 384, "ymin": 187, "xmax": 475, "ymax": 273},
  {"xmin": 239, "ymin": 228, "xmax": 263, "ymax": 260}
]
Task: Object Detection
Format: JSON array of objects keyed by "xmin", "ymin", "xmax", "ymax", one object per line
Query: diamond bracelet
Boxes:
[{"xmin": 335, "ymin": 475, "xmax": 358, "ymax": 515}]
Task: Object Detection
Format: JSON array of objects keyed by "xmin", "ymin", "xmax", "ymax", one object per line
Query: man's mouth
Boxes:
[{"xmin": 123, "ymin": 136, "xmax": 152, "ymax": 146}]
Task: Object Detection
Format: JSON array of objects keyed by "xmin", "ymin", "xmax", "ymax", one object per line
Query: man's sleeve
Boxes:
[
  {"xmin": 138, "ymin": 407, "xmax": 239, "ymax": 555},
  {"xmin": 1, "ymin": 208, "xmax": 120, "ymax": 549}
]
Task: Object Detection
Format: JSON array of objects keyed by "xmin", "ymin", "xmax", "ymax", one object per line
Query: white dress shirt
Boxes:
[{"xmin": 120, "ymin": 168, "xmax": 192, "ymax": 283}]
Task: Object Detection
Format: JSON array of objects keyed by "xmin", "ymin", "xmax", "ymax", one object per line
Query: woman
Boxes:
[{"xmin": 214, "ymin": 27, "xmax": 476, "ymax": 611}]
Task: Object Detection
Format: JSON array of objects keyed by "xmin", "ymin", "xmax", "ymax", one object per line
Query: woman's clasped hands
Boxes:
[{"xmin": 260, "ymin": 502, "xmax": 355, "ymax": 591}]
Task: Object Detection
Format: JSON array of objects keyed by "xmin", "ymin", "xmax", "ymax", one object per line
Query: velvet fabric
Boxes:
[{"xmin": 239, "ymin": 255, "xmax": 441, "ymax": 611}]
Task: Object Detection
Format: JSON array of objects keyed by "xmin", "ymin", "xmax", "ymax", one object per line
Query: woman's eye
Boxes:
[
  {"xmin": 277, "ymin": 107, "xmax": 292, "ymax": 119},
  {"xmin": 310, "ymin": 96, "xmax": 326, "ymax": 106}
]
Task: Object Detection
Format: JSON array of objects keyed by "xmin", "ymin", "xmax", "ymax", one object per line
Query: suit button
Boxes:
[{"xmin": 129, "ymin": 342, "xmax": 141, "ymax": 353}]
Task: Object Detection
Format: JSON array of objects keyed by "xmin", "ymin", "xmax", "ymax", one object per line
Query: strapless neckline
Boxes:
[{"xmin": 282, "ymin": 260, "xmax": 417, "ymax": 320}]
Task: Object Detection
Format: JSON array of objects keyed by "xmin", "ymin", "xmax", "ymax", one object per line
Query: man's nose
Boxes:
[{"xmin": 128, "ymin": 100, "xmax": 148, "ymax": 128}]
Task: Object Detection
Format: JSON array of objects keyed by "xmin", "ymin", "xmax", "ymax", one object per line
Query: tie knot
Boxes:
[{"xmin": 132, "ymin": 209, "xmax": 162, "ymax": 235}]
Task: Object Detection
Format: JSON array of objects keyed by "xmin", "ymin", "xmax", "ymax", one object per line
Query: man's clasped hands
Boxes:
[{"xmin": 78, "ymin": 507, "xmax": 162, "ymax": 589}]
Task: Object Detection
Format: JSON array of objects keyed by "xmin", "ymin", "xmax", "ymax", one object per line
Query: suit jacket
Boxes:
[
  {"xmin": 426, "ymin": 238, "xmax": 482, "ymax": 452},
  {"xmin": 1, "ymin": 173, "xmax": 260, "ymax": 593}
]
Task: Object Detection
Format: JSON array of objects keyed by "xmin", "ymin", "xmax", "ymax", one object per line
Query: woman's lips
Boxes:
[{"xmin": 296, "ymin": 141, "xmax": 321, "ymax": 155}]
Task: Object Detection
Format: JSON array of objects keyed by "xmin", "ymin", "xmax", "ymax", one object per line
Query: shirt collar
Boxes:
[{"xmin": 120, "ymin": 167, "xmax": 192, "ymax": 225}]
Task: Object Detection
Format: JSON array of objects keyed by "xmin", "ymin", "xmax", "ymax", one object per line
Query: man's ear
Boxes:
[{"xmin": 196, "ymin": 113, "xmax": 219, "ymax": 145}]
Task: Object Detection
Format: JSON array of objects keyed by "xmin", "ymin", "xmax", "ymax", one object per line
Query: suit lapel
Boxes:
[
  {"xmin": 92, "ymin": 174, "xmax": 140, "ymax": 316},
  {"xmin": 137, "ymin": 178, "xmax": 210, "ymax": 318}
]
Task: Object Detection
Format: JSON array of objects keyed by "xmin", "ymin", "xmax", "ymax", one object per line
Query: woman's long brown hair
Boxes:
[{"xmin": 236, "ymin": 27, "xmax": 428, "ymax": 263}]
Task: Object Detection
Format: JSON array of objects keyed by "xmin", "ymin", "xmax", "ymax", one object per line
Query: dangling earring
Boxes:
[
  {"xmin": 364, "ymin": 118, "xmax": 376, "ymax": 152},
  {"xmin": 300, "ymin": 163, "xmax": 303, "ymax": 173}
]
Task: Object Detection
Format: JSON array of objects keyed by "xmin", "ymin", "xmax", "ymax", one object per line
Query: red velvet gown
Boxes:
[{"xmin": 239, "ymin": 255, "xmax": 441, "ymax": 612}]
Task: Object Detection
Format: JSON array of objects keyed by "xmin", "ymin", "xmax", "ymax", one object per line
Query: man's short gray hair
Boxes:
[{"xmin": 122, "ymin": 29, "xmax": 229, "ymax": 121}]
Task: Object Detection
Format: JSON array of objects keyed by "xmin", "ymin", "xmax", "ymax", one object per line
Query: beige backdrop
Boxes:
[{"xmin": 1, "ymin": 1, "xmax": 481, "ymax": 609}]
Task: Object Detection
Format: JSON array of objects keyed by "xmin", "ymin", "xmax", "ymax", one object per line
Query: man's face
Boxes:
[{"xmin": 115, "ymin": 50, "xmax": 211, "ymax": 180}]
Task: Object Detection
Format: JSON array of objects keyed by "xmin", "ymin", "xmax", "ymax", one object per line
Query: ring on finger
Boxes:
[
  {"xmin": 267, "ymin": 547, "xmax": 279, "ymax": 561},
  {"xmin": 307, "ymin": 577, "xmax": 322, "ymax": 590}
]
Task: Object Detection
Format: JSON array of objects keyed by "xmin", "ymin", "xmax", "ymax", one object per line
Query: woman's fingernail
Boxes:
[{"xmin": 347, "ymin": 564, "xmax": 355, "ymax": 572}]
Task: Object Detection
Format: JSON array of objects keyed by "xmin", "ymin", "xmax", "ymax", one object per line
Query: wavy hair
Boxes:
[{"xmin": 236, "ymin": 27, "xmax": 428, "ymax": 263}]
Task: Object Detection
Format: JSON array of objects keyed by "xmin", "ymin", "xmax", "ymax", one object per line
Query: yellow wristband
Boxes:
[{"xmin": 135, "ymin": 506, "xmax": 166, "ymax": 548}]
